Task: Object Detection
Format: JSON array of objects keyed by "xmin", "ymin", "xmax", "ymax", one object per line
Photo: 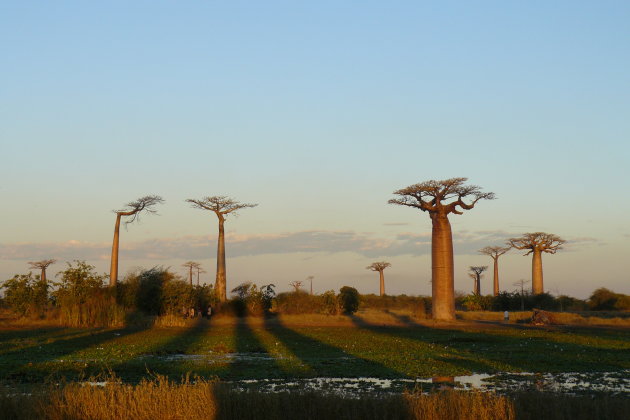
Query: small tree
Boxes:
[
  {"xmin": 196, "ymin": 265, "xmax": 206, "ymax": 286},
  {"xmin": 468, "ymin": 266, "xmax": 487, "ymax": 295},
  {"xmin": 507, "ymin": 232, "xmax": 565, "ymax": 294},
  {"xmin": 338, "ymin": 286, "xmax": 360, "ymax": 314},
  {"xmin": 289, "ymin": 280, "xmax": 303, "ymax": 293},
  {"xmin": 478, "ymin": 246, "xmax": 510, "ymax": 296},
  {"xmin": 110, "ymin": 195, "xmax": 164, "ymax": 287},
  {"xmin": 513, "ymin": 279, "xmax": 530, "ymax": 311},
  {"xmin": 28, "ymin": 259, "xmax": 56, "ymax": 284},
  {"xmin": 182, "ymin": 261, "xmax": 201, "ymax": 286},
  {"xmin": 366, "ymin": 261, "xmax": 391, "ymax": 297},
  {"xmin": 1, "ymin": 273, "xmax": 48, "ymax": 317},
  {"xmin": 389, "ymin": 178, "xmax": 494, "ymax": 320},
  {"xmin": 186, "ymin": 196, "xmax": 257, "ymax": 301}
]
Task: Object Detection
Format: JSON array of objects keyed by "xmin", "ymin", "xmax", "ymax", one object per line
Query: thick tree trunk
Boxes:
[
  {"xmin": 216, "ymin": 218, "xmax": 227, "ymax": 301},
  {"xmin": 431, "ymin": 213, "xmax": 455, "ymax": 320},
  {"xmin": 189, "ymin": 267, "xmax": 193, "ymax": 286},
  {"xmin": 532, "ymin": 249, "xmax": 544, "ymax": 294},
  {"xmin": 493, "ymin": 257, "xmax": 499, "ymax": 296},
  {"xmin": 474, "ymin": 275, "xmax": 480, "ymax": 295},
  {"xmin": 379, "ymin": 270, "xmax": 385, "ymax": 296},
  {"xmin": 109, "ymin": 213, "xmax": 122, "ymax": 287},
  {"xmin": 41, "ymin": 269, "xmax": 47, "ymax": 284}
]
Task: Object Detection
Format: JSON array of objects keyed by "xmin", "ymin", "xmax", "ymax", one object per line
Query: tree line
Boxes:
[{"xmin": 3, "ymin": 177, "xmax": 599, "ymax": 322}]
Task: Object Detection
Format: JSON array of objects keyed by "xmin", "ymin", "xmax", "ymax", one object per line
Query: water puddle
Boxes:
[{"xmin": 227, "ymin": 370, "xmax": 630, "ymax": 395}]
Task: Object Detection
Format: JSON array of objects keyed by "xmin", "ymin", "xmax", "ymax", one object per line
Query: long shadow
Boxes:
[
  {"xmin": 0, "ymin": 310, "xmax": 158, "ymax": 383},
  {"xmin": 349, "ymin": 313, "xmax": 630, "ymax": 374},
  {"xmin": 0, "ymin": 327, "xmax": 93, "ymax": 355},
  {"xmin": 263, "ymin": 316, "xmax": 404, "ymax": 378},
  {"xmin": 223, "ymin": 317, "xmax": 282, "ymax": 380},
  {"xmin": 108, "ymin": 317, "xmax": 214, "ymax": 382},
  {"xmin": 0, "ymin": 324, "xmax": 150, "ymax": 383}
]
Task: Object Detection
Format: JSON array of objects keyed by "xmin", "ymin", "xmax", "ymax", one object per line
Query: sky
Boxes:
[{"xmin": 1, "ymin": 1, "xmax": 629, "ymax": 298}]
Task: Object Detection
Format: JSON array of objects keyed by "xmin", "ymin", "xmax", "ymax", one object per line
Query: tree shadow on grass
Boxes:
[
  {"xmin": 0, "ymin": 312, "xmax": 155, "ymax": 383},
  {"xmin": 107, "ymin": 317, "xmax": 216, "ymax": 382},
  {"xmin": 263, "ymin": 316, "xmax": 404, "ymax": 378},
  {"xmin": 349, "ymin": 313, "xmax": 630, "ymax": 374}
]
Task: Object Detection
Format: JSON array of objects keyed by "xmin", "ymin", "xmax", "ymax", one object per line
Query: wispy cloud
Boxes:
[{"xmin": 0, "ymin": 229, "xmax": 525, "ymax": 261}]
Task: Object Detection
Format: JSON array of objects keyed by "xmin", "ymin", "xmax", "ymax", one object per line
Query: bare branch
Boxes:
[
  {"xmin": 389, "ymin": 178, "xmax": 494, "ymax": 215},
  {"xmin": 366, "ymin": 261, "xmax": 391, "ymax": 272},
  {"xmin": 114, "ymin": 195, "xmax": 164, "ymax": 225},
  {"xmin": 479, "ymin": 246, "xmax": 510, "ymax": 259},
  {"xmin": 182, "ymin": 261, "xmax": 201, "ymax": 270},
  {"xmin": 507, "ymin": 232, "xmax": 565, "ymax": 255},
  {"xmin": 289, "ymin": 280, "xmax": 303, "ymax": 292},
  {"xmin": 469, "ymin": 266, "xmax": 488, "ymax": 276},
  {"xmin": 186, "ymin": 196, "xmax": 257, "ymax": 218},
  {"xmin": 28, "ymin": 259, "xmax": 57, "ymax": 270}
]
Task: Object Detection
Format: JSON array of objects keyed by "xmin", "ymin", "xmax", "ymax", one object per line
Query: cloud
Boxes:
[{"xmin": 0, "ymin": 229, "xmax": 518, "ymax": 262}]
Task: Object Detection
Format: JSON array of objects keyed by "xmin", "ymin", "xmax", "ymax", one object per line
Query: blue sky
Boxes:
[{"xmin": 1, "ymin": 1, "xmax": 629, "ymax": 297}]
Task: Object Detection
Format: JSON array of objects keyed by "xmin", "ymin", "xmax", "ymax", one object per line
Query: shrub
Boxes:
[
  {"xmin": 589, "ymin": 288, "xmax": 622, "ymax": 311},
  {"xmin": 338, "ymin": 286, "xmax": 360, "ymax": 314},
  {"xmin": 1, "ymin": 272, "xmax": 49, "ymax": 317},
  {"xmin": 54, "ymin": 260, "xmax": 123, "ymax": 327}
]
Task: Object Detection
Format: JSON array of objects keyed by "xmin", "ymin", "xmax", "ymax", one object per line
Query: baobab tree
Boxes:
[
  {"xmin": 468, "ymin": 266, "xmax": 487, "ymax": 295},
  {"xmin": 289, "ymin": 280, "xmax": 303, "ymax": 292},
  {"xmin": 182, "ymin": 261, "xmax": 200, "ymax": 286},
  {"xmin": 109, "ymin": 195, "xmax": 164, "ymax": 287},
  {"xmin": 306, "ymin": 276, "xmax": 314, "ymax": 295},
  {"xmin": 366, "ymin": 261, "xmax": 391, "ymax": 297},
  {"xmin": 479, "ymin": 246, "xmax": 510, "ymax": 296},
  {"xmin": 196, "ymin": 266, "xmax": 207, "ymax": 286},
  {"xmin": 389, "ymin": 178, "xmax": 495, "ymax": 320},
  {"xmin": 513, "ymin": 278, "xmax": 530, "ymax": 311},
  {"xmin": 28, "ymin": 259, "xmax": 56, "ymax": 283},
  {"xmin": 186, "ymin": 196, "xmax": 257, "ymax": 301},
  {"xmin": 507, "ymin": 232, "xmax": 565, "ymax": 295}
]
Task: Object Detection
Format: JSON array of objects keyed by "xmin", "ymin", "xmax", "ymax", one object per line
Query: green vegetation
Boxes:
[{"xmin": 0, "ymin": 313, "xmax": 628, "ymax": 385}]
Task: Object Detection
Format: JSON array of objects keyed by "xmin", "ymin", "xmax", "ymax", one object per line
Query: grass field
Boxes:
[{"xmin": 1, "ymin": 309, "xmax": 629, "ymax": 386}]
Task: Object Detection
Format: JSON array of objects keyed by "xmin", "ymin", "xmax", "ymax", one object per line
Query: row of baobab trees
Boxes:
[
  {"xmin": 367, "ymin": 228, "xmax": 565, "ymax": 300},
  {"xmin": 27, "ymin": 177, "xmax": 565, "ymax": 322}
]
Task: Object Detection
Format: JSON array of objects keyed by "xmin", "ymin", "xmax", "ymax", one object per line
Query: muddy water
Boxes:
[
  {"xmin": 140, "ymin": 352, "xmax": 629, "ymax": 395},
  {"xmin": 227, "ymin": 371, "xmax": 630, "ymax": 395}
]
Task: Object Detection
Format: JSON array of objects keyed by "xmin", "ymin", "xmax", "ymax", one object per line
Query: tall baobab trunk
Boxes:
[
  {"xmin": 41, "ymin": 268, "xmax": 47, "ymax": 284},
  {"xmin": 109, "ymin": 213, "xmax": 122, "ymax": 287},
  {"xmin": 492, "ymin": 258, "xmax": 499, "ymax": 296},
  {"xmin": 474, "ymin": 275, "xmax": 480, "ymax": 295},
  {"xmin": 188, "ymin": 266, "xmax": 193, "ymax": 286},
  {"xmin": 431, "ymin": 213, "xmax": 455, "ymax": 320},
  {"xmin": 216, "ymin": 217, "xmax": 227, "ymax": 301},
  {"xmin": 379, "ymin": 270, "xmax": 385, "ymax": 296},
  {"xmin": 532, "ymin": 249, "xmax": 543, "ymax": 294}
]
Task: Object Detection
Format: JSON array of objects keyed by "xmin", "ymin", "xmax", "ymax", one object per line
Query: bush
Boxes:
[
  {"xmin": 589, "ymin": 288, "xmax": 625, "ymax": 311},
  {"xmin": 338, "ymin": 286, "xmax": 360, "ymax": 314},
  {"xmin": 228, "ymin": 282, "xmax": 275, "ymax": 316},
  {"xmin": 52, "ymin": 261, "xmax": 124, "ymax": 327},
  {"xmin": 460, "ymin": 294, "xmax": 493, "ymax": 311},
  {"xmin": 1, "ymin": 272, "xmax": 49, "ymax": 317}
]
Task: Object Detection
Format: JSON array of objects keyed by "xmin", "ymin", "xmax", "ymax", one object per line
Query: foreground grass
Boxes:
[
  {"xmin": 1, "ymin": 310, "xmax": 629, "ymax": 384},
  {"xmin": 0, "ymin": 376, "xmax": 628, "ymax": 420}
]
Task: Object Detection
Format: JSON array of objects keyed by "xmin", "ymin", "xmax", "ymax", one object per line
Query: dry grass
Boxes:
[
  {"xmin": 459, "ymin": 310, "xmax": 630, "ymax": 327},
  {"xmin": 1, "ymin": 376, "xmax": 628, "ymax": 420}
]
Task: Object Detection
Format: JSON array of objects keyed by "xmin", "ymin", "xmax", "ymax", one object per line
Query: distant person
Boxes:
[
  {"xmin": 189, "ymin": 307, "xmax": 195, "ymax": 318},
  {"xmin": 207, "ymin": 306, "xmax": 213, "ymax": 319}
]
